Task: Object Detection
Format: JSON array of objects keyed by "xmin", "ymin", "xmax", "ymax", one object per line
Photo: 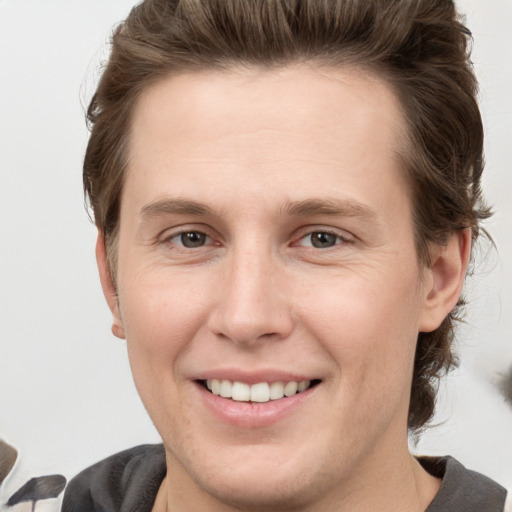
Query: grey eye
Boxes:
[
  {"xmin": 180, "ymin": 232, "xmax": 207, "ymax": 248},
  {"xmin": 309, "ymin": 232, "xmax": 338, "ymax": 248}
]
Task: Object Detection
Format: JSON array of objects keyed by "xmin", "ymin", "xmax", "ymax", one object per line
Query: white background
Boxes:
[{"xmin": 1, "ymin": 0, "xmax": 511, "ymax": 504}]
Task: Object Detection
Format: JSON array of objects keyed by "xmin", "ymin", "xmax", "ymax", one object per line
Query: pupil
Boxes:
[
  {"xmin": 311, "ymin": 232, "xmax": 337, "ymax": 248},
  {"xmin": 181, "ymin": 232, "xmax": 206, "ymax": 248}
]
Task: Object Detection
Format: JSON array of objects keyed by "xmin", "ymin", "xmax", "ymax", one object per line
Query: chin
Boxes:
[
  {"xmin": 192, "ymin": 466, "xmax": 322, "ymax": 511},
  {"xmin": 167, "ymin": 441, "xmax": 331, "ymax": 511}
]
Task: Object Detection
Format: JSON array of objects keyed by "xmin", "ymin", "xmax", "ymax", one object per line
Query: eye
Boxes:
[
  {"xmin": 169, "ymin": 231, "xmax": 210, "ymax": 248},
  {"xmin": 297, "ymin": 231, "xmax": 346, "ymax": 249}
]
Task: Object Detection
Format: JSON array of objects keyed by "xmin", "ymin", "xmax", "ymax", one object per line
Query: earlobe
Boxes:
[
  {"xmin": 419, "ymin": 228, "xmax": 472, "ymax": 333},
  {"xmin": 96, "ymin": 232, "xmax": 125, "ymax": 339}
]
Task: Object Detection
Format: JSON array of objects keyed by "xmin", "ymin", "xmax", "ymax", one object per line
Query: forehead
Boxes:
[
  {"xmin": 124, "ymin": 65, "xmax": 410, "ymax": 221},
  {"xmin": 130, "ymin": 65, "xmax": 405, "ymax": 157}
]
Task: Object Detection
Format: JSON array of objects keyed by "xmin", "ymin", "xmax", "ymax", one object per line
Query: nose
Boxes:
[{"xmin": 207, "ymin": 247, "xmax": 294, "ymax": 346}]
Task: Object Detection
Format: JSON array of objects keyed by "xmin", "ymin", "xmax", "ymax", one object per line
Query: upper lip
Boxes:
[{"xmin": 193, "ymin": 369, "xmax": 319, "ymax": 385}]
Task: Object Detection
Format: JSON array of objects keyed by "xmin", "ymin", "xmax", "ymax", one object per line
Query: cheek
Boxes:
[
  {"xmin": 117, "ymin": 273, "xmax": 213, "ymax": 438},
  {"xmin": 299, "ymin": 267, "xmax": 423, "ymax": 392},
  {"xmin": 118, "ymin": 271, "xmax": 211, "ymax": 375}
]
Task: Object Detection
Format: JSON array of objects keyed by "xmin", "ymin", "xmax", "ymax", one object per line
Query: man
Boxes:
[{"xmin": 62, "ymin": 0, "xmax": 508, "ymax": 510}]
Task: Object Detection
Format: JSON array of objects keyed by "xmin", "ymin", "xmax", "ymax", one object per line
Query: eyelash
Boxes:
[
  {"xmin": 293, "ymin": 230, "xmax": 351, "ymax": 249},
  {"xmin": 165, "ymin": 230, "xmax": 215, "ymax": 249},
  {"xmin": 162, "ymin": 228, "xmax": 352, "ymax": 250}
]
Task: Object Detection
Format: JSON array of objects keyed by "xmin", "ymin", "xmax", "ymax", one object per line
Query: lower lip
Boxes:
[{"xmin": 194, "ymin": 382, "xmax": 318, "ymax": 428}]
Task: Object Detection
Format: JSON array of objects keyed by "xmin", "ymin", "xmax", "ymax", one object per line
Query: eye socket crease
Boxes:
[
  {"xmin": 139, "ymin": 197, "xmax": 377, "ymax": 254},
  {"xmin": 138, "ymin": 197, "xmax": 380, "ymax": 253}
]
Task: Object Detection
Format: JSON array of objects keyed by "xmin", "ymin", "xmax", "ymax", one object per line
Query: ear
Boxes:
[
  {"xmin": 96, "ymin": 232, "xmax": 125, "ymax": 339},
  {"xmin": 419, "ymin": 228, "xmax": 472, "ymax": 333}
]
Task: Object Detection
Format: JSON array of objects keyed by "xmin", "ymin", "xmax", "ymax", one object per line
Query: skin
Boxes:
[{"xmin": 97, "ymin": 65, "xmax": 471, "ymax": 511}]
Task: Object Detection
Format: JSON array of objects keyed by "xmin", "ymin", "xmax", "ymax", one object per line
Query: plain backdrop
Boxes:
[{"xmin": 1, "ymin": 0, "xmax": 511, "ymax": 503}]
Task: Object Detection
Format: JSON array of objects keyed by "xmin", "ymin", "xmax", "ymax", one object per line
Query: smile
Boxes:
[{"xmin": 201, "ymin": 379, "xmax": 319, "ymax": 402}]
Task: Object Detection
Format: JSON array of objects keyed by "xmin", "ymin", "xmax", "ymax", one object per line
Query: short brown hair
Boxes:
[{"xmin": 84, "ymin": 0, "xmax": 491, "ymax": 431}]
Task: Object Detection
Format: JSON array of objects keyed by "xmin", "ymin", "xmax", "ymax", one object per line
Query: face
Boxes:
[{"xmin": 105, "ymin": 65, "xmax": 440, "ymax": 509}]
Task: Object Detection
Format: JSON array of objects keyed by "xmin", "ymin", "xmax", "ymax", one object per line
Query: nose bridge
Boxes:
[{"xmin": 209, "ymin": 243, "xmax": 292, "ymax": 345}]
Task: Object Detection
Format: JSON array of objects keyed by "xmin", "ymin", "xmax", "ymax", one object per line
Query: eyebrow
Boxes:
[
  {"xmin": 140, "ymin": 199, "xmax": 215, "ymax": 220},
  {"xmin": 281, "ymin": 198, "xmax": 379, "ymax": 221},
  {"xmin": 139, "ymin": 197, "xmax": 379, "ymax": 222}
]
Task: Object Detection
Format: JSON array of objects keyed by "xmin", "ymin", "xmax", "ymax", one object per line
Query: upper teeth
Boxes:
[{"xmin": 206, "ymin": 379, "xmax": 311, "ymax": 402}]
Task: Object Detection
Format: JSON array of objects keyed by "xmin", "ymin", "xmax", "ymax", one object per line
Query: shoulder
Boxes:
[
  {"xmin": 419, "ymin": 456, "xmax": 507, "ymax": 512},
  {"xmin": 61, "ymin": 444, "xmax": 166, "ymax": 512}
]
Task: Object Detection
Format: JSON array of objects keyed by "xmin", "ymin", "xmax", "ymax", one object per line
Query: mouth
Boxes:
[{"xmin": 198, "ymin": 378, "xmax": 321, "ymax": 403}]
